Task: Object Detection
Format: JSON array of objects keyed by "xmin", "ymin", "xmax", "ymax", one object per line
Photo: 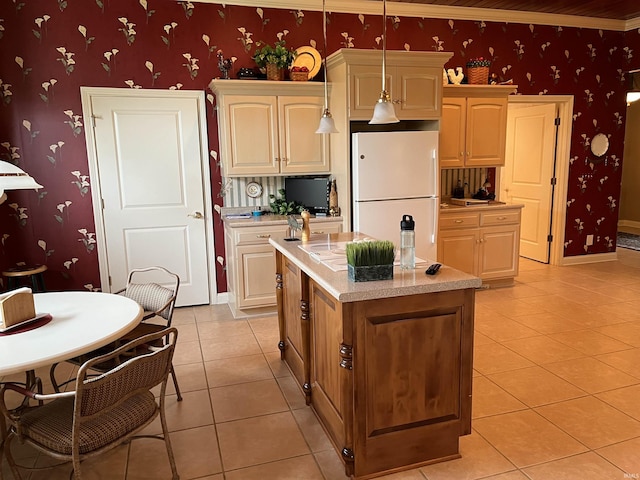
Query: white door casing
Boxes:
[
  {"xmin": 82, "ymin": 88, "xmax": 215, "ymax": 307},
  {"xmin": 500, "ymin": 95, "xmax": 573, "ymax": 266},
  {"xmin": 502, "ymin": 103, "xmax": 556, "ymax": 262}
]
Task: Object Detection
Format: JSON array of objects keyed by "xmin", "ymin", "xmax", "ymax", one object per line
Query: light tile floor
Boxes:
[{"xmin": 2, "ymin": 248, "xmax": 640, "ymax": 479}]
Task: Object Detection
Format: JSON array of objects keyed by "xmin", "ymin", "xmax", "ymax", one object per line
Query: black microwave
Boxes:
[{"xmin": 284, "ymin": 176, "xmax": 330, "ymax": 215}]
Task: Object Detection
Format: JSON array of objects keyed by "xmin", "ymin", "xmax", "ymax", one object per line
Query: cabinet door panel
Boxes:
[
  {"xmin": 349, "ymin": 65, "xmax": 391, "ymax": 119},
  {"xmin": 225, "ymin": 95, "xmax": 279, "ymax": 175},
  {"xmin": 437, "ymin": 229, "xmax": 478, "ymax": 275},
  {"xmin": 439, "ymin": 99, "xmax": 466, "ymax": 168},
  {"xmin": 236, "ymin": 244, "xmax": 277, "ymax": 308},
  {"xmin": 465, "ymin": 97, "xmax": 508, "ymax": 167},
  {"xmin": 279, "ymin": 96, "xmax": 329, "ymax": 174},
  {"xmin": 397, "ymin": 66, "xmax": 440, "ymax": 118},
  {"xmin": 479, "ymin": 225, "xmax": 519, "ymax": 279}
]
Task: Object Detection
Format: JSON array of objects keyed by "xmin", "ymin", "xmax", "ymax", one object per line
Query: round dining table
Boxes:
[{"xmin": 0, "ymin": 291, "xmax": 143, "ymax": 378}]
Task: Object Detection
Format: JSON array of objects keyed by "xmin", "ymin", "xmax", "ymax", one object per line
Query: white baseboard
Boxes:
[
  {"xmin": 212, "ymin": 292, "xmax": 229, "ymax": 305},
  {"xmin": 560, "ymin": 252, "xmax": 618, "ymax": 265}
]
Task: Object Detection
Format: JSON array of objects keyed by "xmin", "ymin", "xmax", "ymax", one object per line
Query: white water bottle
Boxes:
[{"xmin": 400, "ymin": 214, "xmax": 415, "ymax": 269}]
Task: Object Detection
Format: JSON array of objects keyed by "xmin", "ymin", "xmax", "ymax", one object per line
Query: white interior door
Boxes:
[
  {"xmin": 84, "ymin": 89, "xmax": 211, "ymax": 306},
  {"xmin": 501, "ymin": 103, "xmax": 556, "ymax": 263}
]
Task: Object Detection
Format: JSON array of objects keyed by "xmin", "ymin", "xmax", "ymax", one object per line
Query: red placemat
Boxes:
[{"xmin": 0, "ymin": 314, "xmax": 52, "ymax": 336}]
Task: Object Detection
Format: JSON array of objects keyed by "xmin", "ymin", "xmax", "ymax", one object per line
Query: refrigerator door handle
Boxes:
[{"xmin": 432, "ymin": 149, "xmax": 438, "ymax": 194}]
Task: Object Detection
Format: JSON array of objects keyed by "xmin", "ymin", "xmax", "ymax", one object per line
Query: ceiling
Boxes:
[{"xmin": 389, "ymin": 0, "xmax": 640, "ymax": 21}]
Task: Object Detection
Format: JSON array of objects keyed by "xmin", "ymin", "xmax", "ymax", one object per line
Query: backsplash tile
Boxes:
[
  {"xmin": 441, "ymin": 168, "xmax": 493, "ymax": 199},
  {"xmin": 223, "ymin": 177, "xmax": 284, "ymax": 208}
]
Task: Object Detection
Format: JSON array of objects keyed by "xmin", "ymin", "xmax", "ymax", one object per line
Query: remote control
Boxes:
[{"xmin": 425, "ymin": 263, "xmax": 442, "ymax": 275}]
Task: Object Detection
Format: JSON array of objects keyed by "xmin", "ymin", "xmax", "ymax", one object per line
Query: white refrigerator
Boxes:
[{"xmin": 352, "ymin": 131, "xmax": 439, "ymax": 262}]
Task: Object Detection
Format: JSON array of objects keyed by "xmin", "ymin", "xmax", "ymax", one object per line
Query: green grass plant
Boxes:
[{"xmin": 346, "ymin": 240, "xmax": 395, "ymax": 267}]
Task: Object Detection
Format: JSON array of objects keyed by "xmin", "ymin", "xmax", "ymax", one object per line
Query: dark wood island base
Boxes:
[{"xmin": 271, "ymin": 233, "xmax": 480, "ymax": 479}]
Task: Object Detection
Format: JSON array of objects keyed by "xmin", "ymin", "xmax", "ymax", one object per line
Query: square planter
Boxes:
[{"xmin": 348, "ymin": 264, "xmax": 393, "ymax": 282}]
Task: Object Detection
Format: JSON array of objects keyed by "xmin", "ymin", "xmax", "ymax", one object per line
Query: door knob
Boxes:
[{"xmin": 188, "ymin": 211, "xmax": 203, "ymax": 219}]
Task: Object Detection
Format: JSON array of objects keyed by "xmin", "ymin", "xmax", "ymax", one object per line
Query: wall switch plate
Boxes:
[{"xmin": 586, "ymin": 234, "xmax": 594, "ymax": 246}]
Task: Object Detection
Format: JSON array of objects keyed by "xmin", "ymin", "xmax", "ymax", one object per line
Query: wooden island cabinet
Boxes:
[{"xmin": 271, "ymin": 233, "xmax": 480, "ymax": 479}]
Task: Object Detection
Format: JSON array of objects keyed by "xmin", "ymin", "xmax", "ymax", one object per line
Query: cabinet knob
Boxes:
[{"xmin": 467, "ymin": 151, "xmax": 471, "ymax": 156}]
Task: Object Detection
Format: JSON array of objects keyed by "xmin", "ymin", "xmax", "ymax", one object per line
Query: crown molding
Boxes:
[{"xmin": 192, "ymin": 0, "xmax": 634, "ymax": 31}]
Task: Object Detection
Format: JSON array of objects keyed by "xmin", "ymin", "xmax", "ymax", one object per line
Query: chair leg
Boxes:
[
  {"xmin": 3, "ymin": 435, "xmax": 24, "ymax": 480},
  {"xmin": 170, "ymin": 365, "xmax": 182, "ymax": 402},
  {"xmin": 50, "ymin": 363, "xmax": 62, "ymax": 393},
  {"xmin": 159, "ymin": 399, "xmax": 179, "ymax": 480}
]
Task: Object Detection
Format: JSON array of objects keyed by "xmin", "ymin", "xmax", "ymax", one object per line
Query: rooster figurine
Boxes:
[
  {"xmin": 447, "ymin": 67, "xmax": 464, "ymax": 85},
  {"xmin": 217, "ymin": 50, "xmax": 232, "ymax": 79}
]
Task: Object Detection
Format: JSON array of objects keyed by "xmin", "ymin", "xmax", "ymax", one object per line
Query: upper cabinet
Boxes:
[
  {"xmin": 327, "ymin": 49, "xmax": 453, "ymax": 121},
  {"xmin": 440, "ymin": 85, "xmax": 516, "ymax": 168},
  {"xmin": 210, "ymin": 80, "xmax": 329, "ymax": 177}
]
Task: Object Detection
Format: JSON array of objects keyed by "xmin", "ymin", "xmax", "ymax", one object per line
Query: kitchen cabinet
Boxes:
[
  {"xmin": 210, "ymin": 80, "xmax": 329, "ymax": 177},
  {"xmin": 224, "ymin": 217, "xmax": 342, "ymax": 317},
  {"xmin": 440, "ymin": 85, "xmax": 516, "ymax": 168},
  {"xmin": 325, "ymin": 49, "xmax": 452, "ymax": 232},
  {"xmin": 438, "ymin": 205, "xmax": 522, "ymax": 285},
  {"xmin": 326, "ymin": 49, "xmax": 451, "ymax": 121}
]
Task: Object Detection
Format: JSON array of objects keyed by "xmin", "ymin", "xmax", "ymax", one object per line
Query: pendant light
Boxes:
[
  {"xmin": 369, "ymin": 0, "xmax": 399, "ymax": 124},
  {"xmin": 316, "ymin": 0, "xmax": 338, "ymax": 134},
  {"xmin": 0, "ymin": 160, "xmax": 43, "ymax": 204}
]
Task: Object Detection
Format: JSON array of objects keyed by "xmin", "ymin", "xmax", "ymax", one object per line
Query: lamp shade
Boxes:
[
  {"xmin": 0, "ymin": 160, "xmax": 43, "ymax": 203},
  {"xmin": 316, "ymin": 109, "xmax": 339, "ymax": 134},
  {"xmin": 627, "ymin": 91, "xmax": 640, "ymax": 105},
  {"xmin": 369, "ymin": 96, "xmax": 400, "ymax": 124}
]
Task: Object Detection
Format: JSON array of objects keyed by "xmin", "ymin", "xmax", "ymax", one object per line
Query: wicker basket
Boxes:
[
  {"xmin": 290, "ymin": 71, "xmax": 309, "ymax": 82},
  {"xmin": 266, "ymin": 63, "xmax": 285, "ymax": 81},
  {"xmin": 467, "ymin": 66, "xmax": 490, "ymax": 85}
]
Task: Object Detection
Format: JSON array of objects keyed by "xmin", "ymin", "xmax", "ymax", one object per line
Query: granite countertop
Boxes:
[
  {"xmin": 269, "ymin": 232, "xmax": 481, "ymax": 303},
  {"xmin": 440, "ymin": 200, "xmax": 525, "ymax": 212}
]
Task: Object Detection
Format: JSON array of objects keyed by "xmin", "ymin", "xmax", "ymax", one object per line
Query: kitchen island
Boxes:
[{"xmin": 270, "ymin": 232, "xmax": 481, "ymax": 479}]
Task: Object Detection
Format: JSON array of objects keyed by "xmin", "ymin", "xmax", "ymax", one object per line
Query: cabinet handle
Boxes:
[
  {"xmin": 282, "ymin": 157, "xmax": 288, "ymax": 164},
  {"xmin": 256, "ymin": 234, "xmax": 271, "ymax": 238},
  {"xmin": 275, "ymin": 157, "xmax": 280, "ymax": 163},
  {"xmin": 497, "ymin": 216, "xmax": 507, "ymax": 220},
  {"xmin": 454, "ymin": 219, "xmax": 464, "ymax": 223},
  {"xmin": 311, "ymin": 231, "xmax": 325, "ymax": 234}
]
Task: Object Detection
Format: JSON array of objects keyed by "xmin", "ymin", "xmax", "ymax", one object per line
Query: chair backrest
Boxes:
[
  {"xmin": 75, "ymin": 328, "xmax": 178, "ymax": 417},
  {"xmin": 125, "ymin": 267, "xmax": 179, "ymax": 322}
]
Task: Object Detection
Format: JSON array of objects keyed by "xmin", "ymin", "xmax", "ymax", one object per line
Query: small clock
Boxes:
[{"xmin": 246, "ymin": 181, "xmax": 263, "ymax": 198}]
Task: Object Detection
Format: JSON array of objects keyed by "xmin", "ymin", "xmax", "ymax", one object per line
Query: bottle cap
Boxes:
[{"xmin": 400, "ymin": 214, "xmax": 415, "ymax": 231}]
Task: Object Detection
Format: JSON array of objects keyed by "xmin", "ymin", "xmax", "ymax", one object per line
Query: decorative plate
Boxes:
[
  {"xmin": 591, "ymin": 133, "xmax": 609, "ymax": 157},
  {"xmin": 245, "ymin": 181, "xmax": 263, "ymax": 198},
  {"xmin": 292, "ymin": 46, "xmax": 322, "ymax": 80}
]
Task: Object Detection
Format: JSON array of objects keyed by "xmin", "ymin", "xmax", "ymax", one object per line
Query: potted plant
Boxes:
[
  {"xmin": 346, "ymin": 240, "xmax": 395, "ymax": 282},
  {"xmin": 252, "ymin": 40, "xmax": 297, "ymax": 81},
  {"xmin": 269, "ymin": 188, "xmax": 303, "ymax": 216}
]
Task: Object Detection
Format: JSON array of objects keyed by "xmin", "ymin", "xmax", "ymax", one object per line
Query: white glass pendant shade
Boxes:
[
  {"xmin": 370, "ymin": 91, "xmax": 400, "ymax": 124},
  {"xmin": 0, "ymin": 160, "xmax": 43, "ymax": 203},
  {"xmin": 316, "ymin": 109, "xmax": 339, "ymax": 133},
  {"xmin": 368, "ymin": 0, "xmax": 398, "ymax": 125}
]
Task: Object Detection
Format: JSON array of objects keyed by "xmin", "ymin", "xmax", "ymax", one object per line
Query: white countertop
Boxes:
[
  {"xmin": 270, "ymin": 232, "xmax": 481, "ymax": 303},
  {"xmin": 223, "ymin": 214, "xmax": 343, "ymax": 228}
]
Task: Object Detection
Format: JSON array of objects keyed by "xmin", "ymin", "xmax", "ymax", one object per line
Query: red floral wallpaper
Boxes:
[{"xmin": 0, "ymin": 0, "xmax": 637, "ymax": 294}]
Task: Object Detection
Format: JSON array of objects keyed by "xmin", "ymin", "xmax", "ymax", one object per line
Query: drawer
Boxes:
[
  {"xmin": 234, "ymin": 225, "xmax": 289, "ymax": 245},
  {"xmin": 481, "ymin": 210, "xmax": 520, "ymax": 226},
  {"xmin": 309, "ymin": 222, "xmax": 342, "ymax": 235},
  {"xmin": 439, "ymin": 213, "xmax": 480, "ymax": 229}
]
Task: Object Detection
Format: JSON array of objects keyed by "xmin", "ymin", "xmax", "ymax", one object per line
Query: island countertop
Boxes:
[{"xmin": 269, "ymin": 232, "xmax": 481, "ymax": 303}]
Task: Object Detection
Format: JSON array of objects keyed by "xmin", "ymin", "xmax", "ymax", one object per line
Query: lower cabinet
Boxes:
[
  {"xmin": 438, "ymin": 206, "xmax": 522, "ymax": 284},
  {"xmin": 224, "ymin": 219, "xmax": 342, "ymax": 317}
]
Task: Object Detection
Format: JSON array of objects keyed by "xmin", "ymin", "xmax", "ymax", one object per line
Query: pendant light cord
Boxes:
[
  {"xmin": 381, "ymin": 0, "xmax": 387, "ymax": 93},
  {"xmin": 322, "ymin": 0, "xmax": 329, "ymax": 110}
]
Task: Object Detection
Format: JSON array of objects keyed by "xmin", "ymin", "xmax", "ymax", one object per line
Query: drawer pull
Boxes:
[
  {"xmin": 454, "ymin": 219, "xmax": 464, "ymax": 223},
  {"xmin": 497, "ymin": 216, "xmax": 507, "ymax": 220},
  {"xmin": 256, "ymin": 234, "xmax": 271, "ymax": 238},
  {"xmin": 311, "ymin": 231, "xmax": 324, "ymax": 234}
]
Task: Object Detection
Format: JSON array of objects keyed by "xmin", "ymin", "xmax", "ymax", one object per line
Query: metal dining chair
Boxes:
[
  {"xmin": 0, "ymin": 328, "xmax": 180, "ymax": 480},
  {"xmin": 49, "ymin": 266, "xmax": 182, "ymax": 401}
]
